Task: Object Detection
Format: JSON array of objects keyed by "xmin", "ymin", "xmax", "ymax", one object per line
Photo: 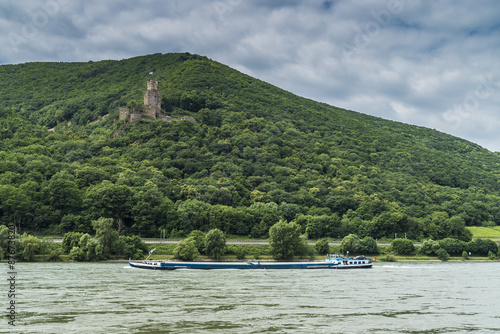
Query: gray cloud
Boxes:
[{"xmin": 1, "ymin": 0, "xmax": 499, "ymax": 151}]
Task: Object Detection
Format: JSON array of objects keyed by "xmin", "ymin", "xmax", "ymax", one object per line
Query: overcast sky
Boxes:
[{"xmin": 2, "ymin": 0, "xmax": 500, "ymax": 151}]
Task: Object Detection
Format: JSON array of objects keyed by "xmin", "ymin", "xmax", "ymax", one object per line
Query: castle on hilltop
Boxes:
[{"xmin": 119, "ymin": 79, "xmax": 162, "ymax": 122}]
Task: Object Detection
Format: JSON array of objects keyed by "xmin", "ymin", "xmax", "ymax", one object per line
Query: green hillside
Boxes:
[{"xmin": 1, "ymin": 53, "xmax": 500, "ymax": 240}]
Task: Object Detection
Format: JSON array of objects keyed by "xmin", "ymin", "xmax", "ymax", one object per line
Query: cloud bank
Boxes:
[{"xmin": 1, "ymin": 0, "xmax": 500, "ymax": 151}]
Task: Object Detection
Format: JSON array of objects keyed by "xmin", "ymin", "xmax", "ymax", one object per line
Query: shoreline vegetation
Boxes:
[
  {"xmin": 3, "ymin": 240, "xmax": 498, "ymax": 264},
  {"xmin": 2, "ymin": 54, "xmax": 500, "ymax": 270},
  {"xmin": 1, "ymin": 222, "xmax": 498, "ymax": 264}
]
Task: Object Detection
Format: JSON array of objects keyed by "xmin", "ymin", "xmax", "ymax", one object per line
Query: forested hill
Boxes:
[{"xmin": 1, "ymin": 52, "xmax": 500, "ymax": 240}]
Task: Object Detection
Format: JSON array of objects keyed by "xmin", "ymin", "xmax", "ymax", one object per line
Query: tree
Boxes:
[
  {"xmin": 305, "ymin": 216, "xmax": 327, "ymax": 239},
  {"xmin": 20, "ymin": 233, "xmax": 41, "ymax": 261},
  {"xmin": 279, "ymin": 202, "xmax": 301, "ymax": 222},
  {"xmin": 392, "ymin": 238, "xmax": 415, "ymax": 255},
  {"xmin": 92, "ymin": 217, "xmax": 119, "ymax": 258},
  {"xmin": 173, "ymin": 237, "xmax": 199, "ymax": 260},
  {"xmin": 118, "ymin": 235, "xmax": 149, "ymax": 259},
  {"xmin": 359, "ymin": 236, "xmax": 379, "ymax": 254},
  {"xmin": 131, "ymin": 183, "xmax": 173, "ymax": 236},
  {"xmin": 341, "ymin": 234, "xmax": 361, "ymax": 254},
  {"xmin": 0, "ymin": 225, "xmax": 9, "ymax": 259},
  {"xmin": 268, "ymin": 220, "xmax": 303, "ymax": 260},
  {"xmin": 126, "ymin": 100, "xmax": 142, "ymax": 112},
  {"xmin": 188, "ymin": 230, "xmax": 206, "ymax": 253},
  {"xmin": 204, "ymin": 228, "xmax": 226, "ymax": 260},
  {"xmin": 60, "ymin": 214, "xmax": 85, "ymax": 234},
  {"xmin": 0, "ymin": 185, "xmax": 31, "ymax": 232},
  {"xmin": 249, "ymin": 202, "xmax": 281, "ymax": 238},
  {"xmin": 62, "ymin": 232, "xmax": 84, "ymax": 254},
  {"xmin": 314, "ymin": 238, "xmax": 330, "ymax": 255},
  {"xmin": 84, "ymin": 181, "xmax": 133, "ymax": 222},
  {"xmin": 176, "ymin": 199, "xmax": 211, "ymax": 234},
  {"xmin": 43, "ymin": 171, "xmax": 81, "ymax": 214}
]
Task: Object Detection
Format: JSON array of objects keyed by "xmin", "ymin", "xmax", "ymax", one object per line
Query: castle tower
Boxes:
[{"xmin": 143, "ymin": 79, "xmax": 161, "ymax": 119}]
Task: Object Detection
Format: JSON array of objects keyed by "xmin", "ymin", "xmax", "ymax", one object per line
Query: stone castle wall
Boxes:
[{"xmin": 120, "ymin": 79, "xmax": 161, "ymax": 122}]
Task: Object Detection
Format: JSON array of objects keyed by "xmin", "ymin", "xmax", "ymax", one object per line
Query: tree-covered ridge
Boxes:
[{"xmin": 1, "ymin": 53, "xmax": 500, "ymax": 241}]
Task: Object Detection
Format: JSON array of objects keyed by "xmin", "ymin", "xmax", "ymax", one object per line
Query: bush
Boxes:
[
  {"xmin": 462, "ymin": 251, "xmax": 469, "ymax": 260},
  {"xmin": 418, "ymin": 239, "xmax": 440, "ymax": 256},
  {"xmin": 380, "ymin": 255, "xmax": 397, "ymax": 262},
  {"xmin": 488, "ymin": 251, "xmax": 496, "ymax": 260},
  {"xmin": 48, "ymin": 249, "xmax": 62, "ymax": 262},
  {"xmin": 314, "ymin": 238, "xmax": 330, "ymax": 255},
  {"xmin": 467, "ymin": 239, "xmax": 498, "ymax": 256},
  {"xmin": 234, "ymin": 246, "xmax": 247, "ymax": 260},
  {"xmin": 392, "ymin": 238, "xmax": 415, "ymax": 255},
  {"xmin": 436, "ymin": 248, "xmax": 449, "ymax": 261},
  {"xmin": 439, "ymin": 238, "xmax": 466, "ymax": 256},
  {"xmin": 70, "ymin": 246, "xmax": 86, "ymax": 261}
]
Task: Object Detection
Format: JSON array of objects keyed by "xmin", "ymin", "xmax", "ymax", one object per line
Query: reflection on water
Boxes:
[{"xmin": 10, "ymin": 262, "xmax": 500, "ymax": 333}]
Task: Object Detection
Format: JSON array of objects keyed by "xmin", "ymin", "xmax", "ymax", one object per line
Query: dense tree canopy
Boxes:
[{"xmin": 1, "ymin": 53, "xmax": 500, "ymax": 241}]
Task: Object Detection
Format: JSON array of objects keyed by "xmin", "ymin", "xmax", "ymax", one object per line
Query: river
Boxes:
[{"xmin": 6, "ymin": 262, "xmax": 500, "ymax": 333}]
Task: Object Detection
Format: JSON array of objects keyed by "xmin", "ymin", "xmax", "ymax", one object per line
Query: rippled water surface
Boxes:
[{"xmin": 8, "ymin": 262, "xmax": 500, "ymax": 333}]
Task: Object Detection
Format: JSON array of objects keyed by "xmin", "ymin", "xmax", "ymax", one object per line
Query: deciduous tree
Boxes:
[
  {"xmin": 204, "ymin": 228, "xmax": 226, "ymax": 260},
  {"xmin": 269, "ymin": 220, "xmax": 303, "ymax": 260}
]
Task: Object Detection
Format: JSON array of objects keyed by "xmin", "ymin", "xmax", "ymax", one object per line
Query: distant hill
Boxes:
[{"xmin": 1, "ymin": 53, "xmax": 499, "ymax": 239}]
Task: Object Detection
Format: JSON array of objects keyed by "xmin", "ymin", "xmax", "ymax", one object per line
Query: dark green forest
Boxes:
[{"xmin": 1, "ymin": 52, "xmax": 500, "ymax": 241}]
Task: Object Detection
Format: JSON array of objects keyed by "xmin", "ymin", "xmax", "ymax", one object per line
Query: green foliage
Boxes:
[
  {"xmin": 173, "ymin": 236, "xmax": 199, "ymax": 261},
  {"xmin": 314, "ymin": 238, "xmax": 330, "ymax": 255},
  {"xmin": 341, "ymin": 234, "xmax": 360, "ymax": 254},
  {"xmin": 62, "ymin": 232, "xmax": 84, "ymax": 253},
  {"xmin": 359, "ymin": 236, "xmax": 379, "ymax": 255},
  {"xmin": 233, "ymin": 246, "xmax": 248, "ymax": 260},
  {"xmin": 70, "ymin": 246, "xmax": 86, "ymax": 261},
  {"xmin": 436, "ymin": 248, "xmax": 449, "ymax": 261},
  {"xmin": 204, "ymin": 228, "xmax": 226, "ymax": 260},
  {"xmin": 462, "ymin": 251, "xmax": 469, "ymax": 260},
  {"xmin": 392, "ymin": 238, "xmax": 415, "ymax": 255},
  {"xmin": 438, "ymin": 238, "xmax": 466, "ymax": 256},
  {"xmin": 467, "ymin": 238, "xmax": 498, "ymax": 256},
  {"xmin": 418, "ymin": 239, "xmax": 441, "ymax": 256},
  {"xmin": 1, "ymin": 53, "xmax": 500, "ymax": 241},
  {"xmin": 20, "ymin": 233, "xmax": 41, "ymax": 261},
  {"xmin": 0, "ymin": 225, "xmax": 10, "ymax": 258},
  {"xmin": 467, "ymin": 226, "xmax": 500, "ymax": 238},
  {"xmin": 92, "ymin": 217, "xmax": 119, "ymax": 258},
  {"xmin": 268, "ymin": 220, "xmax": 303, "ymax": 260},
  {"xmin": 380, "ymin": 255, "xmax": 397, "ymax": 262},
  {"xmin": 48, "ymin": 248, "xmax": 62, "ymax": 261},
  {"xmin": 188, "ymin": 230, "xmax": 206, "ymax": 253},
  {"xmin": 118, "ymin": 235, "xmax": 148, "ymax": 259}
]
